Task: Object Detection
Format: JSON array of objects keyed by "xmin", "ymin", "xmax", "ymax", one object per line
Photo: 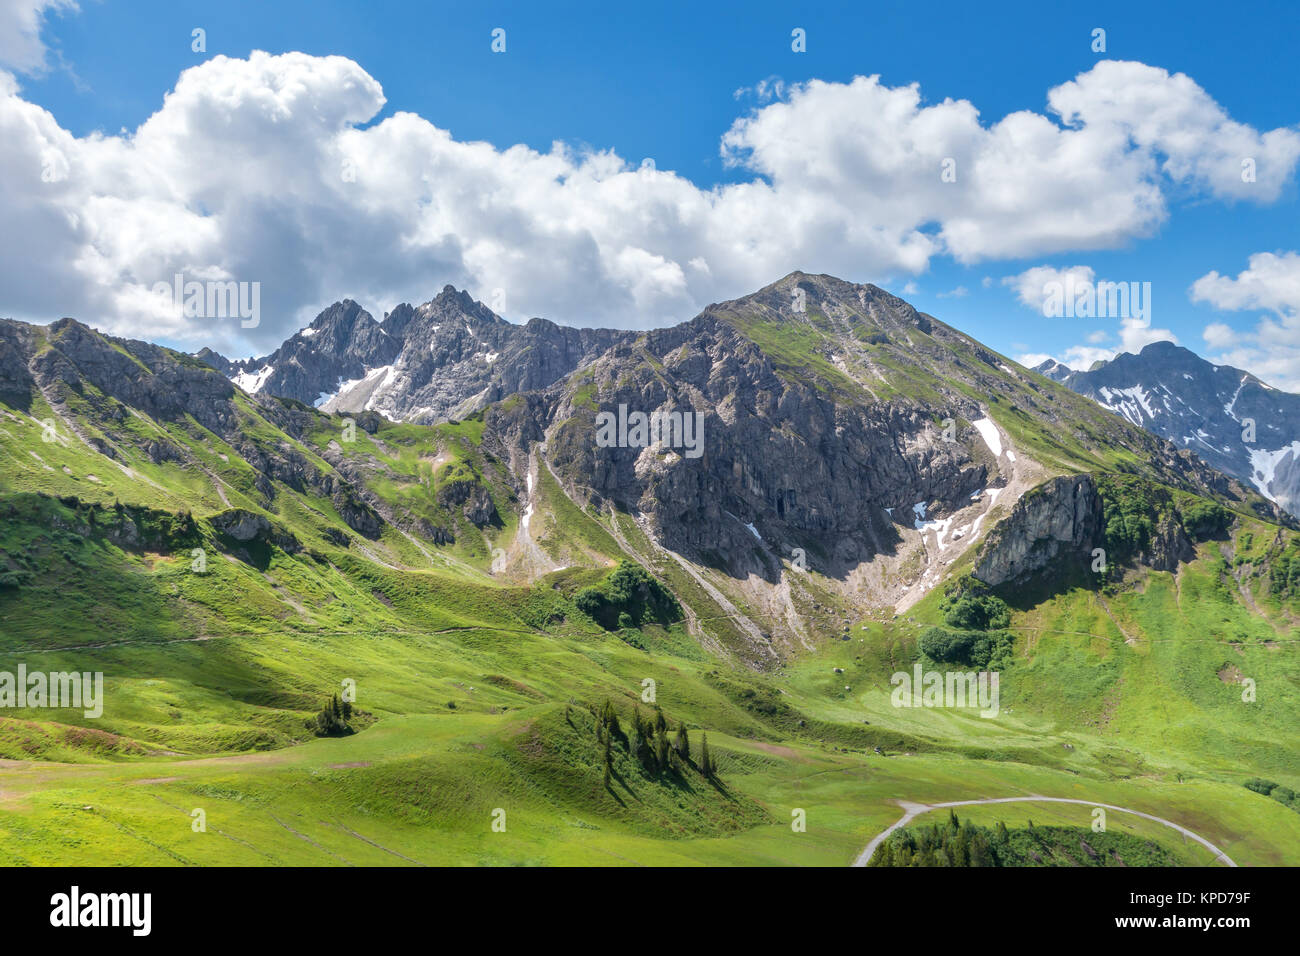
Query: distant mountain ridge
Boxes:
[
  {"xmin": 197, "ymin": 287, "xmax": 631, "ymax": 423},
  {"xmin": 1037, "ymin": 342, "xmax": 1300, "ymax": 516}
]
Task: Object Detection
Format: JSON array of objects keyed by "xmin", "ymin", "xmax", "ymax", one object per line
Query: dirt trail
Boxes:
[
  {"xmin": 353, "ymin": 542, "xmax": 403, "ymax": 570},
  {"xmin": 335, "ymin": 824, "xmax": 427, "ymax": 865},
  {"xmin": 16, "ymin": 634, "xmax": 214, "ymax": 654},
  {"xmin": 1097, "ymin": 595, "xmax": 1136, "ymax": 646},
  {"xmin": 272, "ymin": 814, "xmax": 355, "ymax": 865},
  {"xmin": 853, "ymin": 796, "xmax": 1237, "ymax": 867}
]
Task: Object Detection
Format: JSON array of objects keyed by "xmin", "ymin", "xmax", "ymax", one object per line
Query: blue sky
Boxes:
[{"xmin": 4, "ymin": 0, "xmax": 1300, "ymax": 386}]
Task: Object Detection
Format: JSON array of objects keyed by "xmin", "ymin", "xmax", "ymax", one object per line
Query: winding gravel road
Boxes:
[{"xmin": 852, "ymin": 795, "xmax": 1237, "ymax": 867}]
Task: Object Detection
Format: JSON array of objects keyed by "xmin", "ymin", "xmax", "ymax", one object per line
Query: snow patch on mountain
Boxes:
[
  {"xmin": 1249, "ymin": 441, "xmax": 1300, "ymax": 496},
  {"xmin": 1098, "ymin": 385, "xmax": 1156, "ymax": 424},
  {"xmin": 1224, "ymin": 375, "xmax": 1248, "ymax": 422},
  {"xmin": 971, "ymin": 417, "xmax": 1003, "ymax": 457},
  {"xmin": 233, "ymin": 365, "xmax": 274, "ymax": 394}
]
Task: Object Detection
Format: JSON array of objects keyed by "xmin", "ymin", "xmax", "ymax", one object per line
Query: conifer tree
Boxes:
[
  {"xmin": 655, "ymin": 734, "xmax": 670, "ymax": 771},
  {"xmin": 674, "ymin": 723, "xmax": 690, "ymax": 760},
  {"xmin": 598, "ymin": 698, "xmax": 621, "ymax": 738},
  {"xmin": 699, "ymin": 732, "xmax": 713, "ymax": 778}
]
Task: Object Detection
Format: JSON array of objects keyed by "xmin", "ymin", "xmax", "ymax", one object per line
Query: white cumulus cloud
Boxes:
[
  {"xmin": 1, "ymin": 45, "xmax": 1298, "ymax": 359},
  {"xmin": 1191, "ymin": 252, "xmax": 1300, "ymax": 391},
  {"xmin": 0, "ymin": 0, "xmax": 75, "ymax": 74}
]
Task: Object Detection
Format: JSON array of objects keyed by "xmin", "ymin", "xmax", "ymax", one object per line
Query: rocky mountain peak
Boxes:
[
  {"xmin": 305, "ymin": 299, "xmax": 390, "ymax": 352},
  {"xmin": 1044, "ymin": 343, "xmax": 1300, "ymax": 516},
  {"xmin": 1033, "ymin": 357, "xmax": 1071, "ymax": 382},
  {"xmin": 706, "ymin": 272, "xmax": 938, "ymax": 347}
]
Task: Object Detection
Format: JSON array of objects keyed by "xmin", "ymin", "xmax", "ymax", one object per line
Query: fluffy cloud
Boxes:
[
  {"xmin": 1191, "ymin": 252, "xmax": 1300, "ymax": 391},
  {"xmin": 1002, "ymin": 265, "xmax": 1097, "ymax": 310},
  {"xmin": 1048, "ymin": 61, "xmax": 1300, "ymax": 203},
  {"xmin": 1004, "ymin": 264, "xmax": 1176, "ymax": 371},
  {"xmin": 1191, "ymin": 251, "xmax": 1300, "ymax": 313},
  {"xmin": 0, "ymin": 0, "xmax": 74, "ymax": 73},
  {"xmin": 1, "ymin": 47, "xmax": 1297, "ymax": 357}
]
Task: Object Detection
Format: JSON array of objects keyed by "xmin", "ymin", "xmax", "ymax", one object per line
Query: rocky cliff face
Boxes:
[
  {"xmin": 3, "ymin": 316, "xmax": 393, "ymax": 541},
  {"xmin": 483, "ymin": 274, "xmax": 1272, "ymax": 603},
  {"xmin": 972, "ymin": 472, "xmax": 1201, "ymax": 587},
  {"xmin": 973, "ymin": 475, "xmax": 1101, "ymax": 586},
  {"xmin": 1039, "ymin": 342, "xmax": 1300, "ymax": 518},
  {"xmin": 23, "ymin": 317, "xmax": 241, "ymax": 438}
]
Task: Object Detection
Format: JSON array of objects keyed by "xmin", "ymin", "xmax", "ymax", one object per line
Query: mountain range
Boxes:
[
  {"xmin": 3, "ymin": 272, "xmax": 1299, "ymax": 866},
  {"xmin": 199, "ymin": 277, "xmax": 1300, "ymax": 528}
]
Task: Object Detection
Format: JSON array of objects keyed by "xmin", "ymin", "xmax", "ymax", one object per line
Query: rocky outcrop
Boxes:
[
  {"xmin": 973, "ymin": 476, "xmax": 1102, "ymax": 586},
  {"xmin": 436, "ymin": 477, "xmax": 500, "ymax": 527},
  {"xmin": 329, "ymin": 485, "xmax": 383, "ymax": 539},
  {"xmin": 210, "ymin": 508, "xmax": 268, "ymax": 542},
  {"xmin": 1140, "ymin": 512, "xmax": 1196, "ymax": 572},
  {"xmin": 210, "ymin": 508, "xmax": 302, "ymax": 553},
  {"xmin": 0, "ymin": 319, "xmax": 39, "ymax": 410},
  {"xmin": 973, "ymin": 471, "xmax": 1207, "ymax": 586}
]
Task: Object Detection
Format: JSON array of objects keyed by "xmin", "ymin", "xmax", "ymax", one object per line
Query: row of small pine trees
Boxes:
[
  {"xmin": 871, "ymin": 811, "xmax": 1009, "ymax": 867},
  {"xmin": 570, "ymin": 699, "xmax": 716, "ymax": 789},
  {"xmin": 307, "ymin": 694, "xmax": 354, "ymax": 737}
]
